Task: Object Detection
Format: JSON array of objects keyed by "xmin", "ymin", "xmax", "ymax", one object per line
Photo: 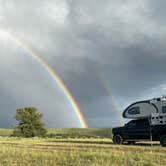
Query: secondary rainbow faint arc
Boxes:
[{"xmin": 0, "ymin": 30, "xmax": 88, "ymax": 128}]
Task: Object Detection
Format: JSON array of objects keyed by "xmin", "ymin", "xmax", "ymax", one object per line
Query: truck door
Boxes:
[
  {"xmin": 123, "ymin": 120, "xmax": 137, "ymax": 140},
  {"xmin": 134, "ymin": 120, "xmax": 150, "ymax": 139},
  {"xmin": 124, "ymin": 120, "xmax": 150, "ymax": 140}
]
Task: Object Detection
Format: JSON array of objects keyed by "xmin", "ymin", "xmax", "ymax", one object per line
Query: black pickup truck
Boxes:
[{"xmin": 112, "ymin": 119, "xmax": 166, "ymax": 146}]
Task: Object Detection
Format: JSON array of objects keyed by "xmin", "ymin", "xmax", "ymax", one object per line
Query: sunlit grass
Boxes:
[{"xmin": 0, "ymin": 129, "xmax": 165, "ymax": 165}]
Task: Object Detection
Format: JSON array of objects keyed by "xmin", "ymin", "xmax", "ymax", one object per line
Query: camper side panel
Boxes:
[{"xmin": 123, "ymin": 102, "xmax": 157, "ymax": 119}]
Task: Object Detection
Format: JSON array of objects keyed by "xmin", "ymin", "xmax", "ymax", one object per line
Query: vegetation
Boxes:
[
  {"xmin": 0, "ymin": 128, "xmax": 112, "ymax": 138},
  {"xmin": 0, "ymin": 129, "xmax": 13, "ymax": 137},
  {"xmin": 0, "ymin": 128, "xmax": 165, "ymax": 165},
  {"xmin": 0, "ymin": 137, "xmax": 164, "ymax": 166},
  {"xmin": 0, "ymin": 128, "xmax": 114, "ymax": 140},
  {"xmin": 47, "ymin": 128, "xmax": 112, "ymax": 138},
  {"xmin": 12, "ymin": 107, "xmax": 47, "ymax": 137}
]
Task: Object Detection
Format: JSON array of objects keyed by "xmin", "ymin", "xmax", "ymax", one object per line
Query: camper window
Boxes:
[
  {"xmin": 162, "ymin": 106, "xmax": 166, "ymax": 113},
  {"xmin": 128, "ymin": 107, "xmax": 140, "ymax": 115}
]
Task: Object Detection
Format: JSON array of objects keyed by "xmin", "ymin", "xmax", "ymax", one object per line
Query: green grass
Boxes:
[
  {"xmin": 0, "ymin": 128, "xmax": 112, "ymax": 138},
  {"xmin": 0, "ymin": 128, "xmax": 165, "ymax": 165},
  {"xmin": 0, "ymin": 128, "xmax": 13, "ymax": 137},
  {"xmin": 47, "ymin": 128, "xmax": 112, "ymax": 138}
]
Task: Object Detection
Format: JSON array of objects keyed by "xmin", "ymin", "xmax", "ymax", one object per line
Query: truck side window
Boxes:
[
  {"xmin": 162, "ymin": 106, "xmax": 166, "ymax": 113},
  {"xmin": 136, "ymin": 120, "xmax": 149, "ymax": 129},
  {"xmin": 127, "ymin": 121, "xmax": 136, "ymax": 128},
  {"xmin": 128, "ymin": 107, "xmax": 140, "ymax": 115}
]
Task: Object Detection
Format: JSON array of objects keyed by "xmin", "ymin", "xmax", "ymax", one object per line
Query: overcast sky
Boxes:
[{"xmin": 0, "ymin": 0, "xmax": 166, "ymax": 128}]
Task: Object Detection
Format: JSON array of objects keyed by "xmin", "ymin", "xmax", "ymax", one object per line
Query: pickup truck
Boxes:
[{"xmin": 112, "ymin": 119, "xmax": 166, "ymax": 146}]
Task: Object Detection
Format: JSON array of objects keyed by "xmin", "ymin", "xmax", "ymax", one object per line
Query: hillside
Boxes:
[{"xmin": 0, "ymin": 128, "xmax": 112, "ymax": 138}]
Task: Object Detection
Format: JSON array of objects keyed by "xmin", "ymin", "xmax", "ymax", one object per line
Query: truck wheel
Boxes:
[
  {"xmin": 160, "ymin": 135, "xmax": 166, "ymax": 147},
  {"xmin": 113, "ymin": 135, "xmax": 123, "ymax": 144}
]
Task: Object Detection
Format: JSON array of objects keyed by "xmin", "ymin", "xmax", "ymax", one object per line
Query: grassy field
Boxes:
[
  {"xmin": 47, "ymin": 128, "xmax": 112, "ymax": 138},
  {"xmin": 0, "ymin": 128, "xmax": 112, "ymax": 138},
  {"xmin": 0, "ymin": 128, "xmax": 165, "ymax": 166}
]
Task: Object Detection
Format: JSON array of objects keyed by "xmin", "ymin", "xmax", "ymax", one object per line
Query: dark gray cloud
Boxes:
[{"xmin": 0, "ymin": 0, "xmax": 166, "ymax": 127}]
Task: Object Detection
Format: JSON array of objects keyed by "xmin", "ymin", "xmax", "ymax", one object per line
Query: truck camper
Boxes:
[
  {"xmin": 123, "ymin": 97, "xmax": 166, "ymax": 119},
  {"xmin": 112, "ymin": 96, "xmax": 166, "ymax": 146}
]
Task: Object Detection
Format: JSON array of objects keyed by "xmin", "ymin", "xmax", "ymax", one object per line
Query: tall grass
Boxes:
[
  {"xmin": 0, "ymin": 137, "xmax": 164, "ymax": 166},
  {"xmin": 0, "ymin": 129, "xmax": 165, "ymax": 165}
]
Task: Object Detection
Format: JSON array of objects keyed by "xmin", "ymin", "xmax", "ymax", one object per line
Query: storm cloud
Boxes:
[{"xmin": 0, "ymin": 0, "xmax": 166, "ymax": 127}]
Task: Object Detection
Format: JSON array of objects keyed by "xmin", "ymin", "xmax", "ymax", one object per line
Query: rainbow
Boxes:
[
  {"xmin": 0, "ymin": 30, "xmax": 88, "ymax": 128},
  {"xmin": 91, "ymin": 66, "xmax": 123, "ymax": 125}
]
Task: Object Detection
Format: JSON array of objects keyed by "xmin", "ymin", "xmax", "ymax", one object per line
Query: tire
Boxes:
[
  {"xmin": 113, "ymin": 135, "xmax": 123, "ymax": 144},
  {"xmin": 160, "ymin": 135, "xmax": 166, "ymax": 147}
]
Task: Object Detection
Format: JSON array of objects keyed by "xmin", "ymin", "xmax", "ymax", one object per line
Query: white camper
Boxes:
[{"xmin": 123, "ymin": 96, "xmax": 166, "ymax": 119}]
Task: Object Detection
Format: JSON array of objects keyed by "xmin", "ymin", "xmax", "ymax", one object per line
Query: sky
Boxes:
[{"xmin": 0, "ymin": 0, "xmax": 166, "ymax": 128}]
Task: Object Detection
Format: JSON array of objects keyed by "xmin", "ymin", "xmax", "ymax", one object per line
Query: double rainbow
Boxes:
[{"xmin": 0, "ymin": 30, "xmax": 87, "ymax": 128}]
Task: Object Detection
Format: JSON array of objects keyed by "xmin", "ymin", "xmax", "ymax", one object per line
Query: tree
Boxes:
[{"xmin": 12, "ymin": 107, "xmax": 47, "ymax": 137}]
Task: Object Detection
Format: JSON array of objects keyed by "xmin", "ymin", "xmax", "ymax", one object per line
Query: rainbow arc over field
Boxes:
[{"xmin": 0, "ymin": 29, "xmax": 88, "ymax": 128}]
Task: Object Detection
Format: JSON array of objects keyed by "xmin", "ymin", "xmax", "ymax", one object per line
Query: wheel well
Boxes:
[
  {"xmin": 160, "ymin": 135, "xmax": 166, "ymax": 146},
  {"xmin": 113, "ymin": 133, "xmax": 122, "ymax": 136}
]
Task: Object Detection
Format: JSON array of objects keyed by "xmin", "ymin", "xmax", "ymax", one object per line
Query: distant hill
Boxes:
[
  {"xmin": 47, "ymin": 128, "xmax": 112, "ymax": 138},
  {"xmin": 0, "ymin": 128, "xmax": 112, "ymax": 138}
]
